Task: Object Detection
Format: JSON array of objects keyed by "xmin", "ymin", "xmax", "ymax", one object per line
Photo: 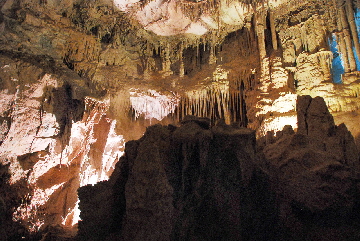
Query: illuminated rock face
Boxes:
[
  {"xmin": 78, "ymin": 101, "xmax": 360, "ymax": 240},
  {"xmin": 0, "ymin": 56, "xmax": 124, "ymax": 236},
  {"xmin": 258, "ymin": 96, "xmax": 360, "ymax": 240},
  {"xmin": 78, "ymin": 117, "xmax": 275, "ymax": 241}
]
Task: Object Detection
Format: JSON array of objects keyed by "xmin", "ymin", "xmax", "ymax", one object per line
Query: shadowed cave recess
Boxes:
[{"xmin": 2, "ymin": 0, "xmax": 360, "ymax": 240}]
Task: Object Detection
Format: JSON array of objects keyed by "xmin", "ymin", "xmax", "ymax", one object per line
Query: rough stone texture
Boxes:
[
  {"xmin": 297, "ymin": 95, "xmax": 335, "ymax": 141},
  {"xmin": 0, "ymin": 163, "xmax": 34, "ymax": 240},
  {"xmin": 0, "ymin": 54, "xmax": 124, "ymax": 237},
  {"xmin": 120, "ymin": 125, "xmax": 174, "ymax": 241},
  {"xmin": 78, "ymin": 117, "xmax": 277, "ymax": 241},
  {"xmin": 78, "ymin": 97, "xmax": 360, "ymax": 241},
  {"xmin": 260, "ymin": 95, "xmax": 360, "ymax": 240}
]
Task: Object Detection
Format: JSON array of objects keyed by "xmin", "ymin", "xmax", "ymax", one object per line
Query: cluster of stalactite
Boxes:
[
  {"xmin": 173, "ymin": 70, "xmax": 253, "ymax": 126},
  {"xmin": 314, "ymin": 50, "xmax": 333, "ymax": 80},
  {"xmin": 138, "ymin": 24, "xmax": 260, "ymax": 79},
  {"xmin": 178, "ymin": 0, "xmax": 218, "ymax": 21},
  {"xmin": 137, "ymin": 36, "xmax": 222, "ymax": 77},
  {"xmin": 333, "ymin": 0, "xmax": 360, "ymax": 73}
]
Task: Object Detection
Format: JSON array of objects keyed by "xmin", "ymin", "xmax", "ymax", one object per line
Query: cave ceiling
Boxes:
[
  {"xmin": 1, "ymin": 0, "xmax": 360, "ymax": 137},
  {"xmin": 1, "ymin": 0, "xmax": 360, "ymax": 145}
]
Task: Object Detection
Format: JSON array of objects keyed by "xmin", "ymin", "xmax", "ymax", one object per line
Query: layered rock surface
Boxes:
[{"xmin": 259, "ymin": 96, "xmax": 360, "ymax": 240}]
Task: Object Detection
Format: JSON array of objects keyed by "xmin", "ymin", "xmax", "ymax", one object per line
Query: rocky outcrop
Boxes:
[
  {"xmin": 0, "ymin": 163, "xmax": 34, "ymax": 240},
  {"xmin": 260, "ymin": 95, "xmax": 360, "ymax": 240},
  {"xmin": 79, "ymin": 96, "xmax": 360, "ymax": 241},
  {"xmin": 78, "ymin": 116, "xmax": 278, "ymax": 241}
]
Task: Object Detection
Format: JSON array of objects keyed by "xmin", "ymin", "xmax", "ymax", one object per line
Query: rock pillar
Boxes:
[
  {"xmin": 346, "ymin": 0, "xmax": 360, "ymax": 69},
  {"xmin": 339, "ymin": 4, "xmax": 357, "ymax": 72},
  {"xmin": 179, "ymin": 42, "xmax": 184, "ymax": 78},
  {"xmin": 269, "ymin": 10, "xmax": 278, "ymax": 51},
  {"xmin": 336, "ymin": 32, "xmax": 350, "ymax": 72}
]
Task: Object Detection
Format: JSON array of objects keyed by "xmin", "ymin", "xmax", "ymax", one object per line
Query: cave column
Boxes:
[
  {"xmin": 179, "ymin": 42, "xmax": 185, "ymax": 77},
  {"xmin": 336, "ymin": 32, "xmax": 351, "ymax": 72},
  {"xmin": 346, "ymin": 0, "xmax": 360, "ymax": 69},
  {"xmin": 269, "ymin": 9, "xmax": 278, "ymax": 51},
  {"xmin": 256, "ymin": 14, "xmax": 267, "ymax": 61},
  {"xmin": 339, "ymin": 3, "xmax": 357, "ymax": 72},
  {"xmin": 256, "ymin": 12, "xmax": 271, "ymax": 89},
  {"xmin": 162, "ymin": 42, "xmax": 173, "ymax": 76},
  {"xmin": 332, "ymin": 0, "xmax": 350, "ymax": 72}
]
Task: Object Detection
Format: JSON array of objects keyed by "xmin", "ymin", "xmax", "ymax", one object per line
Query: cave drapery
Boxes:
[{"xmin": 1, "ymin": 0, "xmax": 360, "ymax": 240}]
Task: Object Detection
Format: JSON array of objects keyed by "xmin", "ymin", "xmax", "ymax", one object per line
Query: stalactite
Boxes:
[
  {"xmin": 315, "ymin": 51, "xmax": 333, "ymax": 80},
  {"xmin": 196, "ymin": 43, "xmax": 200, "ymax": 67},
  {"xmin": 256, "ymin": 15, "xmax": 267, "ymax": 61},
  {"xmin": 161, "ymin": 42, "xmax": 173, "ymax": 76},
  {"xmin": 336, "ymin": 32, "xmax": 351, "ymax": 72},
  {"xmin": 339, "ymin": 4, "xmax": 357, "ymax": 72},
  {"xmin": 269, "ymin": 9, "xmax": 278, "ymax": 51},
  {"xmin": 129, "ymin": 89, "xmax": 179, "ymax": 121},
  {"xmin": 177, "ymin": 77, "xmax": 235, "ymax": 124},
  {"xmin": 345, "ymin": 0, "xmax": 360, "ymax": 68},
  {"xmin": 209, "ymin": 44, "xmax": 216, "ymax": 65}
]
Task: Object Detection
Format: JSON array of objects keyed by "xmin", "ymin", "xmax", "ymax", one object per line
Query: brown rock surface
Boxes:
[
  {"xmin": 78, "ymin": 97, "xmax": 360, "ymax": 241},
  {"xmin": 78, "ymin": 117, "xmax": 277, "ymax": 241},
  {"xmin": 260, "ymin": 95, "xmax": 360, "ymax": 239}
]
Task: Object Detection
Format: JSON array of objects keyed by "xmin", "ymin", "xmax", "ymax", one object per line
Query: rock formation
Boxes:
[
  {"xmin": 1, "ymin": 0, "xmax": 360, "ymax": 239},
  {"xmin": 77, "ymin": 96, "xmax": 360, "ymax": 241},
  {"xmin": 0, "ymin": 54, "xmax": 124, "ymax": 237},
  {"xmin": 78, "ymin": 116, "xmax": 277, "ymax": 241},
  {"xmin": 259, "ymin": 96, "xmax": 360, "ymax": 240}
]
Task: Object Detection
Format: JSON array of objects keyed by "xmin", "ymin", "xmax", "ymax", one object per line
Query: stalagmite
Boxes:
[
  {"xmin": 339, "ymin": 5, "xmax": 357, "ymax": 72},
  {"xmin": 269, "ymin": 10, "xmax": 278, "ymax": 51},
  {"xmin": 345, "ymin": 0, "xmax": 360, "ymax": 68}
]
